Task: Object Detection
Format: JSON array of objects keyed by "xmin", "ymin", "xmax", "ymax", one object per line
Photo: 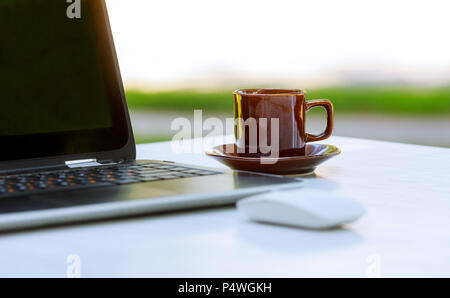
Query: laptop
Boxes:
[{"xmin": 0, "ymin": 0, "xmax": 301, "ymax": 232}]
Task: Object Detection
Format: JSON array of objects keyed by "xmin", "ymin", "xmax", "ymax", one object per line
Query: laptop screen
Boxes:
[{"xmin": 0, "ymin": 0, "xmax": 131, "ymax": 162}]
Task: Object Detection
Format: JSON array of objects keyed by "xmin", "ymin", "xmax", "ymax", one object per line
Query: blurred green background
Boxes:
[
  {"xmin": 127, "ymin": 87, "xmax": 450, "ymax": 148},
  {"xmin": 127, "ymin": 87, "xmax": 450, "ymax": 115}
]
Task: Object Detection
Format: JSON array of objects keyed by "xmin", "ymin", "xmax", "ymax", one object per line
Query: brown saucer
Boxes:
[{"xmin": 206, "ymin": 144, "xmax": 341, "ymax": 175}]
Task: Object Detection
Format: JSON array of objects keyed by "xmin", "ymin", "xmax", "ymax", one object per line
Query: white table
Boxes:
[{"xmin": 0, "ymin": 136, "xmax": 449, "ymax": 278}]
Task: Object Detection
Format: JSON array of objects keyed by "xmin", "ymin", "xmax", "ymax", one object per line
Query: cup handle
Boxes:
[{"xmin": 305, "ymin": 99, "xmax": 334, "ymax": 142}]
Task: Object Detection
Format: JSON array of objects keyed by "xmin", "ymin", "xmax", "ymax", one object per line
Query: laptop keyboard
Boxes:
[{"xmin": 0, "ymin": 162, "xmax": 220, "ymax": 197}]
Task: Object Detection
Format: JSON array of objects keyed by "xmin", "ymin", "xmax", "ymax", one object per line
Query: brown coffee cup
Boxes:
[{"xmin": 233, "ymin": 89, "xmax": 334, "ymax": 157}]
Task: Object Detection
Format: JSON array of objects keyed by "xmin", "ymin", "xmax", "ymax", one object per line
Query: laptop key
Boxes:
[
  {"xmin": 138, "ymin": 177, "xmax": 161, "ymax": 182},
  {"xmin": 158, "ymin": 175, "xmax": 181, "ymax": 180},
  {"xmin": 73, "ymin": 178, "xmax": 88, "ymax": 185},
  {"xmin": 34, "ymin": 182, "xmax": 48, "ymax": 190},
  {"xmin": 14, "ymin": 184, "xmax": 27, "ymax": 192},
  {"xmin": 175, "ymin": 173, "xmax": 197, "ymax": 178},
  {"xmin": 141, "ymin": 164, "xmax": 161, "ymax": 168},
  {"xmin": 137, "ymin": 171, "xmax": 173, "ymax": 177},
  {"xmin": 115, "ymin": 179, "xmax": 141, "ymax": 185}
]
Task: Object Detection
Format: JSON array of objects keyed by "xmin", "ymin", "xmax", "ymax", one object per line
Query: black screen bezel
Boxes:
[{"xmin": 0, "ymin": 0, "xmax": 135, "ymax": 168}]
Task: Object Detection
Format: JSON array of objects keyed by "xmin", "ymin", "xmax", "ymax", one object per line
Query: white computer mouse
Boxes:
[{"xmin": 237, "ymin": 189, "xmax": 365, "ymax": 229}]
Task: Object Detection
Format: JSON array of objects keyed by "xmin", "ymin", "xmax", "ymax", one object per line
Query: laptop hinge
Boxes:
[
  {"xmin": 65, "ymin": 159, "xmax": 102, "ymax": 169},
  {"xmin": 65, "ymin": 158, "xmax": 125, "ymax": 169}
]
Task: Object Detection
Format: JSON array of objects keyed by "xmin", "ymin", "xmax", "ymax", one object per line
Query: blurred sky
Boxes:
[{"xmin": 106, "ymin": 0, "xmax": 450, "ymax": 90}]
